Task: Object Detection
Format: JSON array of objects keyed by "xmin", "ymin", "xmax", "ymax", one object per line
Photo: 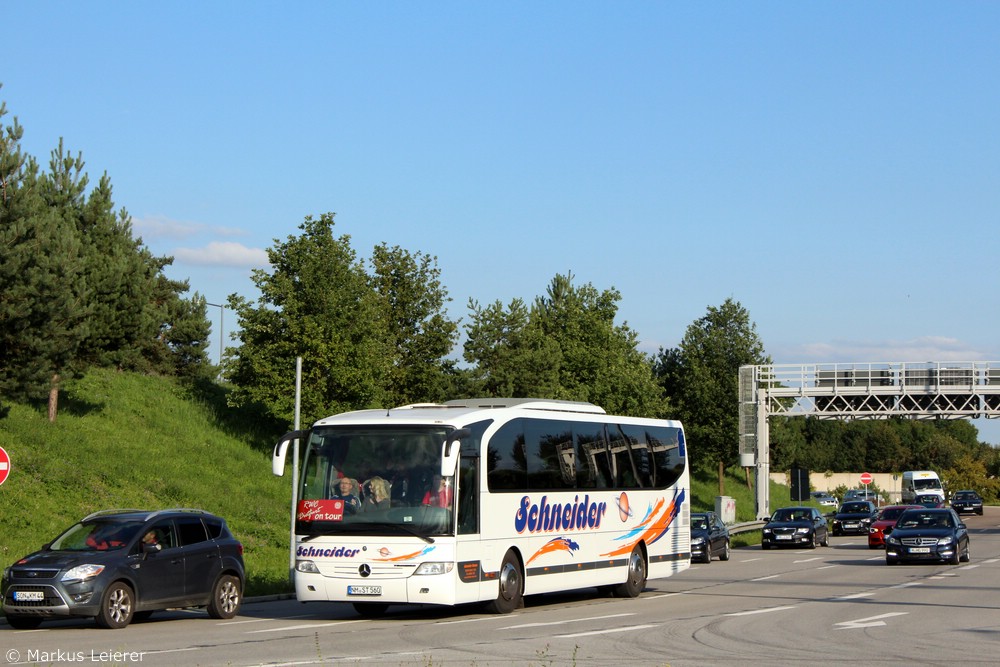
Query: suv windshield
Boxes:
[{"xmin": 50, "ymin": 519, "xmax": 146, "ymax": 552}]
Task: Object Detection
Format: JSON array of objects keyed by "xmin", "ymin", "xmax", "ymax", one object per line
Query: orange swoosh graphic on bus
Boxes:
[
  {"xmin": 527, "ymin": 537, "xmax": 581, "ymax": 564},
  {"xmin": 600, "ymin": 489, "xmax": 684, "ymax": 557},
  {"xmin": 373, "ymin": 546, "xmax": 436, "ymax": 562}
]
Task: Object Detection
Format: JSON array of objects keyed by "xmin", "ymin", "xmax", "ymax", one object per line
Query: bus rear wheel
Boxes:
[
  {"xmin": 614, "ymin": 545, "xmax": 647, "ymax": 598},
  {"xmin": 486, "ymin": 549, "xmax": 523, "ymax": 614}
]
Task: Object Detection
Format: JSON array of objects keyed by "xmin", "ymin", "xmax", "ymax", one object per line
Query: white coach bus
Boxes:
[{"xmin": 271, "ymin": 398, "xmax": 690, "ymax": 617}]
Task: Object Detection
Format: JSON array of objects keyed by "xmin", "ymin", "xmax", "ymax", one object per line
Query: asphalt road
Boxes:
[{"xmin": 3, "ymin": 508, "xmax": 997, "ymax": 666}]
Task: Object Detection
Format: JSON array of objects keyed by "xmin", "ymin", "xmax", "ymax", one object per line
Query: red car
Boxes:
[{"xmin": 868, "ymin": 504, "xmax": 922, "ymax": 548}]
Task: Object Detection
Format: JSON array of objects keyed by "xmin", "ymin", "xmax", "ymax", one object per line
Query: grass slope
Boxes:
[
  {"xmin": 0, "ymin": 370, "xmax": 788, "ymax": 596},
  {"xmin": 0, "ymin": 369, "xmax": 292, "ymax": 596}
]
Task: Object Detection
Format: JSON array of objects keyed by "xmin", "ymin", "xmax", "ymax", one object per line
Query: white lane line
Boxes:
[
  {"xmin": 557, "ymin": 623, "xmax": 659, "ymax": 638},
  {"xmin": 726, "ymin": 605, "xmax": 797, "ymax": 617},
  {"xmin": 751, "ymin": 574, "xmax": 780, "ymax": 581},
  {"xmin": 246, "ymin": 621, "xmax": 364, "ymax": 633},
  {"xmin": 501, "ymin": 613, "xmax": 635, "ymax": 630},
  {"xmin": 836, "ymin": 612, "xmax": 908, "ymax": 630}
]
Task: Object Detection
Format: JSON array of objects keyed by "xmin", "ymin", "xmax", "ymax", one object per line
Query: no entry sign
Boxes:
[
  {"xmin": 860, "ymin": 471, "xmax": 873, "ymax": 485},
  {"xmin": 0, "ymin": 446, "xmax": 10, "ymax": 486}
]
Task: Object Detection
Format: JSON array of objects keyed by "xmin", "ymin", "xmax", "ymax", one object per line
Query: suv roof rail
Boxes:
[
  {"xmin": 145, "ymin": 508, "xmax": 212, "ymax": 521},
  {"xmin": 82, "ymin": 508, "xmax": 212, "ymax": 522},
  {"xmin": 83, "ymin": 508, "xmax": 147, "ymax": 521}
]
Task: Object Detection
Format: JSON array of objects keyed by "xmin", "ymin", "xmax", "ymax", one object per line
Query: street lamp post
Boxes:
[{"xmin": 206, "ymin": 302, "xmax": 225, "ymax": 368}]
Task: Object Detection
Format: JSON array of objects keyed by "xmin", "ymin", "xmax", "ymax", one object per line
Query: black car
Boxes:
[
  {"xmin": 761, "ymin": 506, "xmax": 829, "ymax": 549},
  {"xmin": 690, "ymin": 511, "xmax": 731, "ymax": 563},
  {"xmin": 950, "ymin": 490, "xmax": 984, "ymax": 515},
  {"xmin": 831, "ymin": 500, "xmax": 878, "ymax": 536},
  {"xmin": 2, "ymin": 509, "xmax": 245, "ymax": 629},
  {"xmin": 884, "ymin": 507, "xmax": 970, "ymax": 565}
]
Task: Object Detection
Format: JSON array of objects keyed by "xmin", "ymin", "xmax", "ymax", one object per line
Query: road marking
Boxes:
[
  {"xmin": 726, "ymin": 605, "xmax": 797, "ymax": 617},
  {"xmin": 437, "ymin": 616, "xmax": 499, "ymax": 625},
  {"xmin": 246, "ymin": 621, "xmax": 363, "ymax": 633},
  {"xmin": 837, "ymin": 592, "xmax": 873, "ymax": 600},
  {"xmin": 501, "ymin": 613, "xmax": 635, "ymax": 630},
  {"xmin": 835, "ymin": 612, "xmax": 907, "ymax": 630},
  {"xmin": 793, "ymin": 557, "xmax": 822, "ymax": 564},
  {"xmin": 750, "ymin": 574, "xmax": 780, "ymax": 581},
  {"xmin": 816, "ymin": 565, "xmax": 838, "ymax": 570},
  {"xmin": 557, "ymin": 623, "xmax": 659, "ymax": 638}
]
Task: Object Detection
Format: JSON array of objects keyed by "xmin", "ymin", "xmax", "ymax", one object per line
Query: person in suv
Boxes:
[{"xmin": 2, "ymin": 508, "xmax": 245, "ymax": 629}]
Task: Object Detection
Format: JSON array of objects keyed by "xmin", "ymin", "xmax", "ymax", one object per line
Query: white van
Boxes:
[{"xmin": 901, "ymin": 470, "xmax": 945, "ymax": 504}]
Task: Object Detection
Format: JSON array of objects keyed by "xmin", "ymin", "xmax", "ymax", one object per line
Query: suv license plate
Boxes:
[
  {"xmin": 347, "ymin": 585, "xmax": 382, "ymax": 596},
  {"xmin": 14, "ymin": 591, "xmax": 45, "ymax": 602}
]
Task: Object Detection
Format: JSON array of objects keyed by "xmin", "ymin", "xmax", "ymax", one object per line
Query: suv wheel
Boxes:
[
  {"xmin": 207, "ymin": 574, "xmax": 242, "ymax": 619},
  {"xmin": 96, "ymin": 582, "xmax": 134, "ymax": 629}
]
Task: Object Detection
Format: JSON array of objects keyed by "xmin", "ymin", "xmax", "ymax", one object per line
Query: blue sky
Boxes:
[{"xmin": 5, "ymin": 3, "xmax": 1000, "ymax": 441}]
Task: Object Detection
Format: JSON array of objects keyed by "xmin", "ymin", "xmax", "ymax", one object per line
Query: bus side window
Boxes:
[{"xmin": 576, "ymin": 422, "xmax": 612, "ymax": 489}]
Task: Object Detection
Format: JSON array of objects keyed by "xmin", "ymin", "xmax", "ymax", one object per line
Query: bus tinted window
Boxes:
[
  {"xmin": 487, "ymin": 420, "xmax": 527, "ymax": 491},
  {"xmin": 620, "ymin": 424, "xmax": 653, "ymax": 488},
  {"xmin": 526, "ymin": 419, "xmax": 575, "ymax": 489},
  {"xmin": 647, "ymin": 426, "xmax": 684, "ymax": 489},
  {"xmin": 576, "ymin": 422, "xmax": 612, "ymax": 489}
]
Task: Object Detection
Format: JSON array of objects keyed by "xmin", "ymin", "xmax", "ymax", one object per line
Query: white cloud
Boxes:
[
  {"xmin": 776, "ymin": 336, "xmax": 998, "ymax": 364},
  {"xmin": 173, "ymin": 242, "xmax": 270, "ymax": 269},
  {"xmin": 132, "ymin": 215, "xmax": 249, "ymax": 241}
]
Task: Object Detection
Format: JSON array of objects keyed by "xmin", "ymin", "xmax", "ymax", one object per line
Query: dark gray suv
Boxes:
[{"xmin": 2, "ymin": 509, "xmax": 245, "ymax": 629}]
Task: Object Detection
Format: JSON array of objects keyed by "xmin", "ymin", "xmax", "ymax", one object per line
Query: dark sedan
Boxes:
[
  {"xmin": 884, "ymin": 508, "xmax": 969, "ymax": 565},
  {"xmin": 831, "ymin": 500, "xmax": 877, "ymax": 536},
  {"xmin": 950, "ymin": 490, "xmax": 984, "ymax": 515},
  {"xmin": 761, "ymin": 506, "xmax": 829, "ymax": 549},
  {"xmin": 690, "ymin": 511, "xmax": 731, "ymax": 563}
]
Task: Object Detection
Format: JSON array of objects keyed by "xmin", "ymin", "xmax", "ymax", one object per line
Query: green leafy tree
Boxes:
[
  {"xmin": 369, "ymin": 243, "xmax": 459, "ymax": 405},
  {"xmin": 464, "ymin": 273, "xmax": 667, "ymax": 417},
  {"xmin": 226, "ymin": 214, "xmax": 392, "ymax": 426},
  {"xmin": 654, "ymin": 298, "xmax": 770, "ymax": 490},
  {"xmin": 463, "ymin": 297, "xmax": 562, "ymax": 398}
]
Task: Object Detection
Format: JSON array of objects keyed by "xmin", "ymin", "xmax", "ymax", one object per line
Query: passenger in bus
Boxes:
[
  {"xmin": 363, "ymin": 476, "xmax": 391, "ymax": 511},
  {"xmin": 422, "ymin": 475, "xmax": 453, "ymax": 508},
  {"xmin": 333, "ymin": 477, "xmax": 362, "ymax": 514}
]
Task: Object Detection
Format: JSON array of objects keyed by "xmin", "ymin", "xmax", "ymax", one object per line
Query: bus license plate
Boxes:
[
  {"xmin": 14, "ymin": 591, "xmax": 44, "ymax": 602},
  {"xmin": 908, "ymin": 547, "xmax": 931, "ymax": 554},
  {"xmin": 347, "ymin": 585, "xmax": 382, "ymax": 596}
]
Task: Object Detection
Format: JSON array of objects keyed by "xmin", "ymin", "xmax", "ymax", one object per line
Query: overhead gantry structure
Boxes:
[{"xmin": 738, "ymin": 361, "xmax": 1000, "ymax": 518}]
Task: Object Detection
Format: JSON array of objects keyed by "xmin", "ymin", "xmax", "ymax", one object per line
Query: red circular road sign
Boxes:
[
  {"xmin": 860, "ymin": 472, "xmax": 873, "ymax": 485},
  {"xmin": 0, "ymin": 446, "xmax": 10, "ymax": 486}
]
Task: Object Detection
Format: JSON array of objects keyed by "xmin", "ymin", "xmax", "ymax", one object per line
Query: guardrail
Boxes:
[{"xmin": 729, "ymin": 520, "xmax": 766, "ymax": 535}]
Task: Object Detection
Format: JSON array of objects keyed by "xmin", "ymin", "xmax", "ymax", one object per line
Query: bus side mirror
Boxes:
[
  {"xmin": 272, "ymin": 430, "xmax": 307, "ymax": 476},
  {"xmin": 441, "ymin": 428, "xmax": 470, "ymax": 477}
]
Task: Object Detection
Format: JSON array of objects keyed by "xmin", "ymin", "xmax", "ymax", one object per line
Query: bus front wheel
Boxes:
[
  {"xmin": 614, "ymin": 545, "xmax": 647, "ymax": 598},
  {"xmin": 486, "ymin": 549, "xmax": 523, "ymax": 614}
]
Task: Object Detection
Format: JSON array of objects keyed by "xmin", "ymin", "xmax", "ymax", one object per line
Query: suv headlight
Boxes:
[
  {"xmin": 414, "ymin": 562, "xmax": 454, "ymax": 576},
  {"xmin": 61, "ymin": 564, "xmax": 105, "ymax": 584}
]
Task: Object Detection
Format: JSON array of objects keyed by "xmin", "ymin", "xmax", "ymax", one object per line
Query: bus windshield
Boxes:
[{"xmin": 296, "ymin": 425, "xmax": 454, "ymax": 537}]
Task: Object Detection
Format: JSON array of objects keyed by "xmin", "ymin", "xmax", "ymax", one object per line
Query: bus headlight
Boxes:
[
  {"xmin": 414, "ymin": 562, "xmax": 454, "ymax": 576},
  {"xmin": 296, "ymin": 560, "xmax": 320, "ymax": 574}
]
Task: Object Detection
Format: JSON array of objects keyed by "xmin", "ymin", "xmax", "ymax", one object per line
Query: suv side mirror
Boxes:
[{"xmin": 142, "ymin": 542, "xmax": 162, "ymax": 554}]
